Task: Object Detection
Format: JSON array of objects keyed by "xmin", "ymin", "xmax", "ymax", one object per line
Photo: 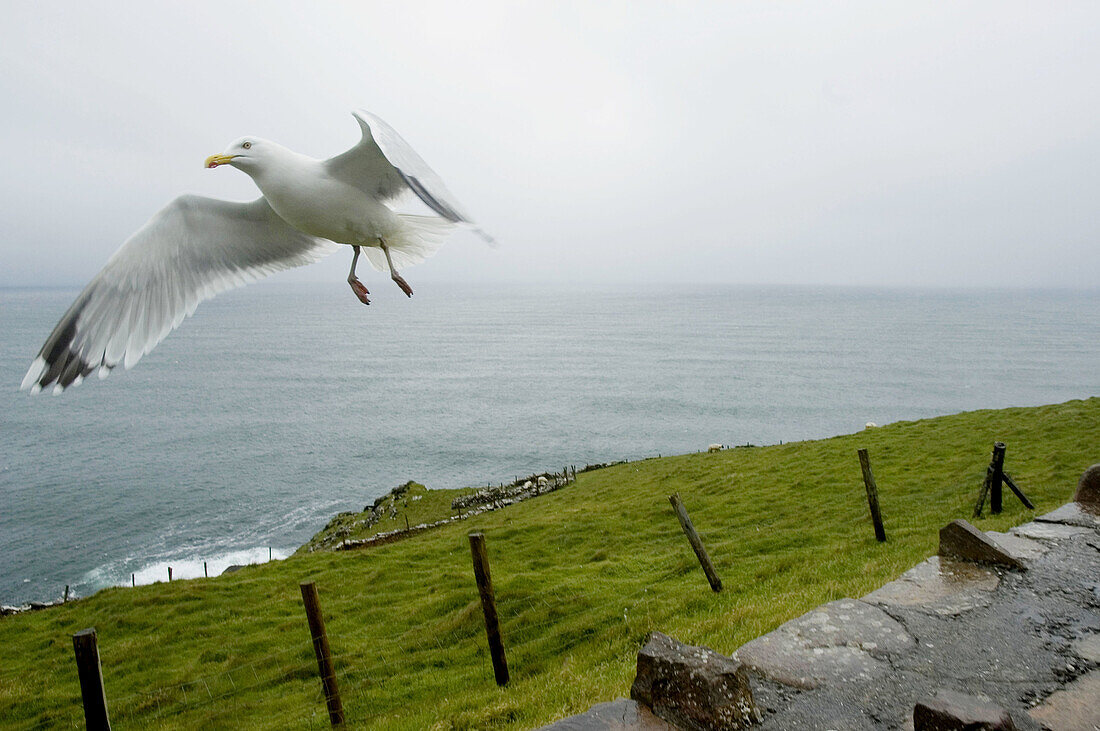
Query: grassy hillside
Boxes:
[{"xmin": 2, "ymin": 398, "xmax": 1097, "ymax": 729}]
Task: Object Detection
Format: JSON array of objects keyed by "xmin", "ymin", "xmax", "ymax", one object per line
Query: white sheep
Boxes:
[
  {"xmin": 537, "ymin": 476, "xmax": 548, "ymax": 486},
  {"xmin": 523, "ymin": 480, "xmax": 533, "ymax": 489},
  {"xmin": 865, "ymin": 422, "xmax": 878, "ymax": 429},
  {"xmin": 707, "ymin": 444, "xmax": 722, "ymax": 453}
]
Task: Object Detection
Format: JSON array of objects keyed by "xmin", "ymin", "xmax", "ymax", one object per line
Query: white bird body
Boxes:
[
  {"xmin": 22, "ymin": 109, "xmax": 491, "ymax": 394},
  {"xmin": 242, "ymin": 142, "xmax": 400, "ymax": 244}
]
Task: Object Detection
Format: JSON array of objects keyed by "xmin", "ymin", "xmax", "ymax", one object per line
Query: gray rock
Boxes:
[
  {"xmin": 1071, "ymin": 633, "xmax": 1100, "ymax": 663},
  {"xmin": 1034, "ymin": 502, "xmax": 1100, "ymax": 529},
  {"xmin": 1009, "ymin": 521, "xmax": 1090, "ymax": 541},
  {"xmin": 938, "ymin": 519, "xmax": 1027, "ymax": 570},
  {"xmin": 630, "ymin": 631, "xmax": 758, "ymax": 730},
  {"xmin": 1028, "ymin": 669, "xmax": 1100, "ymax": 730},
  {"xmin": 913, "ymin": 689, "xmax": 1016, "ymax": 730},
  {"xmin": 537, "ymin": 699, "xmax": 677, "ymax": 730},
  {"xmin": 221, "ymin": 565, "xmax": 245, "ymax": 575},
  {"xmin": 863, "ymin": 557, "xmax": 1000, "ymax": 616},
  {"xmin": 734, "ymin": 598, "xmax": 914, "ymax": 689},
  {"xmin": 984, "ymin": 531, "xmax": 1048, "ymax": 561},
  {"xmin": 1074, "ymin": 463, "xmax": 1100, "ymax": 509}
]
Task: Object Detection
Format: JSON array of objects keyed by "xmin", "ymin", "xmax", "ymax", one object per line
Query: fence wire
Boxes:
[{"xmin": 6, "ymin": 514, "xmax": 715, "ymax": 729}]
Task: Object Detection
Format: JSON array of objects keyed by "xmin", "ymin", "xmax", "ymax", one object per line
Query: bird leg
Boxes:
[
  {"xmin": 347, "ymin": 245, "xmax": 371, "ymax": 305},
  {"xmin": 379, "ymin": 238, "xmax": 413, "ymax": 297}
]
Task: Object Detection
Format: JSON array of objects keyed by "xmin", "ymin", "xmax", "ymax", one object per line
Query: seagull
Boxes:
[{"xmin": 21, "ymin": 110, "xmax": 492, "ymax": 394}]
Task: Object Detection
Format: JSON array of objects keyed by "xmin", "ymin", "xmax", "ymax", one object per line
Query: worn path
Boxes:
[
  {"xmin": 545, "ymin": 488, "xmax": 1100, "ymax": 730},
  {"xmin": 737, "ymin": 503, "xmax": 1100, "ymax": 729}
]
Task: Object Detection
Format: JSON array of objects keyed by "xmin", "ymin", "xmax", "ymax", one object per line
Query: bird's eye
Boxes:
[{"xmin": 242, "ymin": 141, "xmax": 252, "ymax": 149}]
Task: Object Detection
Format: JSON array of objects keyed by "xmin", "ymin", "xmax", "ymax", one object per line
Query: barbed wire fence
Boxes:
[
  {"xmin": 14, "ymin": 528, "xmax": 697, "ymax": 729},
  {"xmin": 6, "ymin": 464, "xmax": 758, "ymax": 729}
]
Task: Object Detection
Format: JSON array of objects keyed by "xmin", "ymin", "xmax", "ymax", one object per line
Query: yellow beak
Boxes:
[{"xmin": 204, "ymin": 153, "xmax": 237, "ymax": 169}]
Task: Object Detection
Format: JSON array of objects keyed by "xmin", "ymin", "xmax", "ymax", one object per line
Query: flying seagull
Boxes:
[{"xmin": 22, "ymin": 110, "xmax": 492, "ymax": 394}]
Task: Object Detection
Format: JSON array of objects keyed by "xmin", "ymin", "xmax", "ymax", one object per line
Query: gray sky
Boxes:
[{"xmin": 2, "ymin": 1, "xmax": 1098, "ymax": 288}]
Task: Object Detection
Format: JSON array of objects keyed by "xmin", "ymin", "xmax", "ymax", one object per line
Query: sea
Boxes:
[{"xmin": 1, "ymin": 282, "xmax": 1098, "ymax": 605}]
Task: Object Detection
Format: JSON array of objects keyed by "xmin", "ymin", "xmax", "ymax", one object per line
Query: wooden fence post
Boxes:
[
  {"xmin": 1003, "ymin": 472, "xmax": 1035, "ymax": 510},
  {"xmin": 857, "ymin": 449, "xmax": 887, "ymax": 542},
  {"xmin": 300, "ymin": 582, "xmax": 345, "ymax": 726},
  {"xmin": 72, "ymin": 628, "xmax": 111, "ymax": 730},
  {"xmin": 468, "ymin": 532, "xmax": 509, "ymax": 686},
  {"xmin": 204, "ymin": 561, "xmax": 208, "ymax": 578},
  {"xmin": 990, "ymin": 442, "xmax": 1006, "ymax": 514},
  {"xmin": 130, "ymin": 574, "xmax": 134, "ymax": 588},
  {"xmin": 668, "ymin": 494, "xmax": 723, "ymax": 592},
  {"xmin": 167, "ymin": 567, "xmax": 172, "ymax": 582}
]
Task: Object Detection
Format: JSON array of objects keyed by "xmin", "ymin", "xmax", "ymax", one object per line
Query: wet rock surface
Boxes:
[
  {"xmin": 862, "ymin": 557, "xmax": 1001, "ymax": 616},
  {"xmin": 1027, "ymin": 669, "xmax": 1100, "ymax": 729},
  {"xmin": 539, "ymin": 699, "xmax": 677, "ymax": 730},
  {"xmin": 734, "ymin": 599, "xmax": 914, "ymax": 689},
  {"xmin": 985, "ymin": 532, "xmax": 1048, "ymax": 562},
  {"xmin": 748, "ymin": 504, "xmax": 1100, "ymax": 730},
  {"xmin": 1034, "ymin": 502, "xmax": 1100, "ymax": 529}
]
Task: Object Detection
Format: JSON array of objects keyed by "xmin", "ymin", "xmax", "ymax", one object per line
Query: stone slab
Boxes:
[
  {"xmin": 538, "ymin": 699, "xmax": 677, "ymax": 730},
  {"xmin": 939, "ymin": 519, "xmax": 1027, "ymax": 570},
  {"xmin": 631, "ymin": 631, "xmax": 758, "ymax": 730},
  {"xmin": 1028, "ymin": 669, "xmax": 1100, "ymax": 730},
  {"xmin": 1034, "ymin": 502, "xmax": 1100, "ymax": 529},
  {"xmin": 985, "ymin": 531, "xmax": 1048, "ymax": 561},
  {"xmin": 862, "ymin": 557, "xmax": 1000, "ymax": 616},
  {"xmin": 1070, "ymin": 633, "xmax": 1100, "ymax": 663},
  {"xmin": 733, "ymin": 599, "xmax": 914, "ymax": 689},
  {"xmin": 1010, "ymin": 521, "xmax": 1091, "ymax": 541},
  {"xmin": 913, "ymin": 689, "xmax": 1016, "ymax": 730}
]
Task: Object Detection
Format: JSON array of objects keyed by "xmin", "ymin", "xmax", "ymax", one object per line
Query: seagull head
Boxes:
[{"xmin": 204, "ymin": 137, "xmax": 271, "ymax": 172}]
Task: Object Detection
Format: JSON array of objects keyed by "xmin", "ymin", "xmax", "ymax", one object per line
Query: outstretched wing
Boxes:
[
  {"xmin": 326, "ymin": 110, "xmax": 494, "ymax": 243},
  {"xmin": 22, "ymin": 196, "xmax": 338, "ymax": 393}
]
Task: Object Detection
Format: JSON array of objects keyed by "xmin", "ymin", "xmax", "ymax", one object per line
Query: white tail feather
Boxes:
[{"xmin": 363, "ymin": 214, "xmax": 455, "ymax": 272}]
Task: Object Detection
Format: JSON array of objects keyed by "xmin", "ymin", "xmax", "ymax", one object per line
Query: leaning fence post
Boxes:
[
  {"xmin": 857, "ymin": 449, "xmax": 887, "ymax": 542},
  {"xmin": 668, "ymin": 494, "xmax": 723, "ymax": 592},
  {"xmin": 167, "ymin": 567, "xmax": 172, "ymax": 582},
  {"xmin": 72, "ymin": 628, "xmax": 111, "ymax": 730},
  {"xmin": 203, "ymin": 561, "xmax": 208, "ymax": 578},
  {"xmin": 300, "ymin": 582, "xmax": 344, "ymax": 726},
  {"xmin": 468, "ymin": 532, "xmax": 510, "ymax": 686}
]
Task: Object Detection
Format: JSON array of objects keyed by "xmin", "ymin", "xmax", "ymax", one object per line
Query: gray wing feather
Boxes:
[
  {"xmin": 325, "ymin": 110, "xmax": 474, "ymax": 225},
  {"xmin": 22, "ymin": 196, "xmax": 337, "ymax": 393}
]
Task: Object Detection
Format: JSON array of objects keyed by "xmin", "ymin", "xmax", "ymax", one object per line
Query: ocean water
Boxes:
[{"xmin": 1, "ymin": 282, "xmax": 1097, "ymax": 605}]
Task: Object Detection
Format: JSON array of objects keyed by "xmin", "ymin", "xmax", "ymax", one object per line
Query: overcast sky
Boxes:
[{"xmin": 2, "ymin": 2, "xmax": 1098, "ymax": 289}]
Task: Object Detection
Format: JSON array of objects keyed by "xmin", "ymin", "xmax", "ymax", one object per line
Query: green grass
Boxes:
[{"xmin": 2, "ymin": 398, "xmax": 1097, "ymax": 729}]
